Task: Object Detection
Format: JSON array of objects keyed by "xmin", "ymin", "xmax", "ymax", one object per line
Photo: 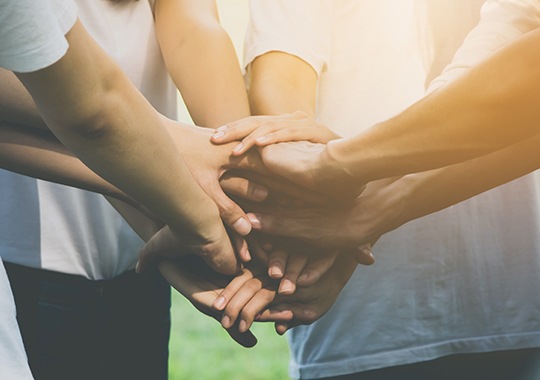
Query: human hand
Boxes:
[
  {"xmin": 137, "ymin": 221, "xmax": 241, "ymax": 275},
  {"xmin": 215, "ymin": 252, "xmax": 358, "ymax": 334},
  {"xmin": 157, "ymin": 257, "xmax": 258, "ymax": 348},
  {"xmin": 211, "ymin": 255, "xmax": 294, "ymax": 333},
  {"xmin": 249, "ymin": 236, "xmax": 349, "ymax": 295},
  {"xmin": 162, "ymin": 119, "xmax": 260, "ymax": 236},
  {"xmin": 208, "ymin": 112, "xmax": 360, "ymax": 200},
  {"xmin": 244, "ymin": 177, "xmax": 402, "ymax": 252},
  {"xmin": 269, "ymin": 253, "xmax": 358, "ymax": 335},
  {"xmin": 210, "ymin": 111, "xmax": 340, "ymax": 156}
]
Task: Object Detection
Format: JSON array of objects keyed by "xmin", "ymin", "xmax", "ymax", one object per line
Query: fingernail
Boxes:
[
  {"xmin": 255, "ymin": 136, "xmax": 267, "ymax": 143},
  {"xmin": 239, "ymin": 319, "xmax": 248, "ymax": 333},
  {"xmin": 213, "ymin": 296, "xmax": 226, "ymax": 310},
  {"xmin": 216, "ymin": 125, "xmax": 228, "ymax": 133},
  {"xmin": 247, "ymin": 214, "xmax": 261, "ymax": 229},
  {"xmin": 252, "ymin": 186, "xmax": 268, "ymax": 201},
  {"xmin": 233, "ymin": 217, "xmax": 251, "ymax": 236},
  {"xmin": 232, "ymin": 143, "xmax": 244, "ymax": 154},
  {"xmin": 242, "ymin": 248, "xmax": 251, "ymax": 262},
  {"xmin": 212, "ymin": 131, "xmax": 225, "ymax": 139},
  {"xmin": 255, "ymin": 312, "xmax": 262, "ymax": 320},
  {"xmin": 279, "ymin": 279, "xmax": 294, "ymax": 294},
  {"xmin": 222, "ymin": 315, "xmax": 232, "ymax": 328},
  {"xmin": 269, "ymin": 267, "xmax": 283, "ymax": 279}
]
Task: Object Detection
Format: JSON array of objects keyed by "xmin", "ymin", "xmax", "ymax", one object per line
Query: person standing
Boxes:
[{"xmin": 238, "ymin": 1, "xmax": 540, "ymax": 379}]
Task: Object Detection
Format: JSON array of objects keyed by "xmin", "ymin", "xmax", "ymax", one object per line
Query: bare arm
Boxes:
[
  {"xmin": 0, "ymin": 68, "xmax": 46, "ymax": 129},
  {"xmin": 15, "ymin": 20, "xmax": 236, "ymax": 274},
  {"xmin": 249, "ymin": 51, "xmax": 317, "ymax": 116},
  {"xmin": 0, "ymin": 122, "xmax": 127, "ymax": 201},
  {"xmin": 228, "ymin": 24, "xmax": 540, "ymax": 193},
  {"xmin": 154, "ymin": 0, "xmax": 249, "ymax": 127},
  {"xmin": 324, "ymin": 26, "xmax": 540, "ymax": 185}
]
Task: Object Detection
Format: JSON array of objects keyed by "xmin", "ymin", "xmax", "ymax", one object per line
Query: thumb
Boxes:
[
  {"xmin": 211, "ymin": 182, "xmax": 252, "ymax": 236},
  {"xmin": 137, "ymin": 225, "xmax": 183, "ymax": 273},
  {"xmin": 350, "ymin": 244, "xmax": 375, "ymax": 266}
]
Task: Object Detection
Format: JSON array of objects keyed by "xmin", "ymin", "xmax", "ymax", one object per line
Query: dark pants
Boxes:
[
  {"xmin": 315, "ymin": 348, "xmax": 540, "ymax": 380},
  {"xmin": 5, "ymin": 262, "xmax": 171, "ymax": 380}
]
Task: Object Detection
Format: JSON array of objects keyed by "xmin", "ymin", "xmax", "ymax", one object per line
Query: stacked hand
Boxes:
[{"xmin": 135, "ymin": 113, "xmax": 404, "ymax": 347}]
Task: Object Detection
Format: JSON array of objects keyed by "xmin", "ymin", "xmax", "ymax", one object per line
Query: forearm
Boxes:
[
  {"xmin": 0, "ymin": 121, "xmax": 137, "ymax": 204},
  {"xmin": 0, "ymin": 67, "xmax": 47, "ymax": 129},
  {"xmin": 382, "ymin": 134, "xmax": 540, "ymax": 234},
  {"xmin": 155, "ymin": 0, "xmax": 249, "ymax": 127},
  {"xmin": 331, "ymin": 28, "xmax": 540, "ymax": 184},
  {"xmin": 16, "ymin": 20, "xmax": 219, "ymax": 234}
]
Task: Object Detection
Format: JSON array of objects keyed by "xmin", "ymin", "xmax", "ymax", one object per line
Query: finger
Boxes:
[
  {"xmin": 255, "ymin": 308, "xmax": 294, "ymax": 323},
  {"xmin": 253, "ymin": 127, "xmax": 310, "ymax": 147},
  {"xmin": 211, "ymin": 121, "xmax": 260, "ymax": 144},
  {"xmin": 137, "ymin": 226, "xmax": 181, "ymax": 273},
  {"xmin": 212, "ymin": 268, "xmax": 255, "ymax": 311},
  {"xmin": 237, "ymin": 287, "xmax": 279, "ymax": 333},
  {"xmin": 231, "ymin": 233, "xmax": 250, "ymax": 263},
  {"xmin": 232, "ymin": 126, "xmax": 278, "ymax": 156},
  {"xmin": 247, "ymin": 213, "xmax": 290, "ymax": 238},
  {"xmin": 275, "ymin": 322, "xmax": 289, "ymax": 335},
  {"xmin": 297, "ymin": 252, "xmax": 337, "ymax": 287},
  {"xmin": 210, "ymin": 182, "xmax": 252, "ymax": 236},
  {"xmin": 279, "ymin": 253, "xmax": 308, "ymax": 295},
  {"xmin": 257, "ymin": 126, "xmax": 339, "ymax": 146},
  {"xmin": 198, "ymin": 229, "xmax": 240, "ymax": 276},
  {"xmin": 221, "ymin": 278, "xmax": 264, "ymax": 329},
  {"xmin": 267, "ymin": 247, "xmax": 288, "ymax": 279},
  {"xmin": 350, "ymin": 244, "xmax": 375, "ymax": 266},
  {"xmin": 246, "ymin": 236, "xmax": 270, "ymax": 265},
  {"xmin": 225, "ymin": 169, "xmax": 329, "ymax": 205},
  {"xmin": 219, "ymin": 174, "xmax": 269, "ymax": 202},
  {"xmin": 225, "ymin": 326, "xmax": 258, "ymax": 348}
]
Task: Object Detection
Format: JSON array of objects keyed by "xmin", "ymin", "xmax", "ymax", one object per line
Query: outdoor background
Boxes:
[{"xmin": 170, "ymin": 1, "xmax": 291, "ymax": 379}]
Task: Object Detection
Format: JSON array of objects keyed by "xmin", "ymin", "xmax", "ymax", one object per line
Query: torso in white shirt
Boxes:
[
  {"xmin": 0, "ymin": 0, "xmax": 177, "ymax": 280},
  {"xmin": 245, "ymin": 1, "xmax": 540, "ymax": 378}
]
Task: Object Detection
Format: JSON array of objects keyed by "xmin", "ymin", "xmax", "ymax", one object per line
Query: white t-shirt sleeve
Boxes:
[
  {"xmin": 0, "ymin": 0, "xmax": 77, "ymax": 73},
  {"xmin": 428, "ymin": 0, "xmax": 540, "ymax": 92},
  {"xmin": 244, "ymin": 0, "xmax": 332, "ymax": 76}
]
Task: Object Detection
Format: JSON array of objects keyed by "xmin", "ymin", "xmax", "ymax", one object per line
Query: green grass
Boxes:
[{"xmin": 168, "ymin": 291, "xmax": 290, "ymax": 380}]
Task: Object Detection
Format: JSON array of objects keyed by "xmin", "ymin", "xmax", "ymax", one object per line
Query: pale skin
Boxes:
[
  {"xmin": 0, "ymin": 120, "xmax": 292, "ymax": 346},
  {"xmin": 10, "ymin": 19, "xmax": 239, "ymax": 275},
  {"xmin": 214, "ymin": 28, "xmax": 540, "ymax": 196},
  {"xmin": 2, "ymin": 1, "xmax": 260, "ymax": 274},
  {"xmin": 213, "ymin": 52, "xmax": 373, "ymax": 296},
  {"xmin": 207, "ymin": 52, "xmax": 373, "ymax": 332}
]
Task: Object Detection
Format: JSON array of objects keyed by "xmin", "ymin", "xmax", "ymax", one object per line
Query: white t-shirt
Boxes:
[
  {"xmin": 0, "ymin": 259, "xmax": 34, "ymax": 379},
  {"xmin": 0, "ymin": 0, "xmax": 77, "ymax": 72},
  {"xmin": 0, "ymin": 0, "xmax": 178, "ymax": 280},
  {"xmin": 0, "ymin": 1, "xmax": 77, "ymax": 378},
  {"xmin": 246, "ymin": 1, "xmax": 540, "ymax": 378}
]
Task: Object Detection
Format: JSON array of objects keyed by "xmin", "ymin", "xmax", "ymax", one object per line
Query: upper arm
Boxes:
[
  {"xmin": 244, "ymin": 0, "xmax": 331, "ymax": 115},
  {"xmin": 249, "ymin": 51, "xmax": 317, "ymax": 116},
  {"xmin": 154, "ymin": 0, "xmax": 221, "ymax": 54}
]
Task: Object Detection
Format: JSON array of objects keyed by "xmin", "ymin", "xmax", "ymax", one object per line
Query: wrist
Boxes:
[{"xmin": 322, "ymin": 139, "xmax": 365, "ymax": 189}]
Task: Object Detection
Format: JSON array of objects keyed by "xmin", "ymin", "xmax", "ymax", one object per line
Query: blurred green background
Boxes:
[{"xmin": 168, "ymin": 291, "xmax": 290, "ymax": 380}]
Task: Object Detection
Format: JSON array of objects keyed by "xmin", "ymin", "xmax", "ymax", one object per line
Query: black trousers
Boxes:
[{"xmin": 5, "ymin": 262, "xmax": 171, "ymax": 380}]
